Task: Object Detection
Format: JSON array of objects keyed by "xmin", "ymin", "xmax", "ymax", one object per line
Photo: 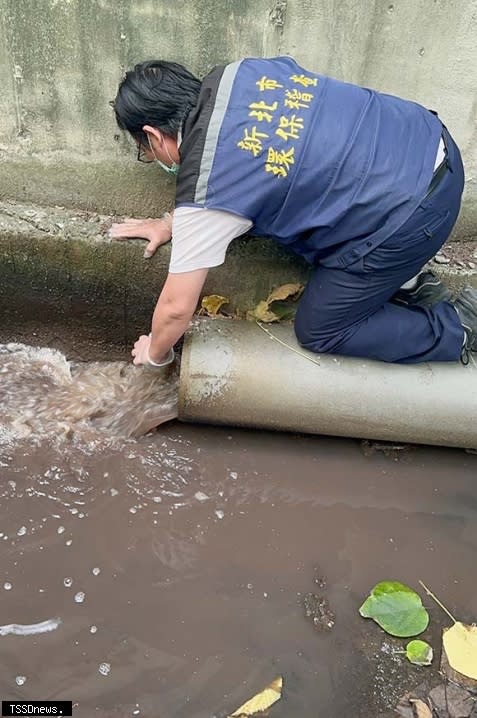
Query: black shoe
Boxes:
[
  {"xmin": 453, "ymin": 287, "xmax": 477, "ymax": 365},
  {"xmin": 393, "ymin": 270, "xmax": 452, "ymax": 307}
]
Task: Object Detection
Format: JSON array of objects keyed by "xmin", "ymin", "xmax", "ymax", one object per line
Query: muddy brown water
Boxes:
[{"xmin": 1, "ymin": 345, "xmax": 477, "ymax": 718}]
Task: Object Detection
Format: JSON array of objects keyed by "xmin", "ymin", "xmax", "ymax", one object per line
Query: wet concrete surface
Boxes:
[
  {"xmin": 0, "ymin": 282, "xmax": 147, "ymax": 362},
  {"xmin": 1, "ymin": 423, "xmax": 476, "ymax": 717}
]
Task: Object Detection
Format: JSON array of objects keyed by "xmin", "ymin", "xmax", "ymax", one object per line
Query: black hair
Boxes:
[{"xmin": 112, "ymin": 60, "xmax": 201, "ymax": 142}]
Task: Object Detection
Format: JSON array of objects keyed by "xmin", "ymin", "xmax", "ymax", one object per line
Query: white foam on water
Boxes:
[{"xmin": 0, "ymin": 617, "xmax": 61, "ymax": 637}]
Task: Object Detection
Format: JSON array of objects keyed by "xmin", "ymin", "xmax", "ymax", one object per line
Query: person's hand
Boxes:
[
  {"xmin": 109, "ymin": 215, "xmax": 172, "ymax": 258},
  {"xmin": 131, "ymin": 334, "xmax": 152, "ymax": 366},
  {"xmin": 131, "ymin": 334, "xmax": 174, "ymax": 368}
]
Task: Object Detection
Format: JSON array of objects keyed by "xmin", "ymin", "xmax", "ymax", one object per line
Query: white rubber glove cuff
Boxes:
[{"xmin": 146, "ymin": 347, "xmax": 175, "ymax": 368}]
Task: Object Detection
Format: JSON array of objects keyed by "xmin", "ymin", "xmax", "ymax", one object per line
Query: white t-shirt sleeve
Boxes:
[{"xmin": 168, "ymin": 206, "xmax": 253, "ymax": 274}]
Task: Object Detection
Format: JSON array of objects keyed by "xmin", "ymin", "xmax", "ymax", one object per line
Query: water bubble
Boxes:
[
  {"xmin": 98, "ymin": 662, "xmax": 111, "ymax": 676},
  {"xmin": 92, "ymin": 567, "xmax": 101, "ymax": 576},
  {"xmin": 129, "ymin": 507, "xmax": 137, "ymax": 514},
  {"xmin": 16, "ymin": 676, "xmax": 26, "ymax": 686},
  {"xmin": 66, "ymin": 540, "xmax": 72, "ymax": 546},
  {"xmin": 153, "ymin": 496, "xmax": 162, "ymax": 503},
  {"xmin": 4, "ymin": 582, "xmax": 12, "ymax": 591},
  {"xmin": 90, "ymin": 625, "xmax": 98, "ymax": 634},
  {"xmin": 63, "ymin": 577, "xmax": 73, "ymax": 588},
  {"xmin": 74, "ymin": 591, "xmax": 85, "ymax": 603},
  {"xmin": 17, "ymin": 526, "xmax": 27, "ymax": 536},
  {"xmin": 57, "ymin": 526, "xmax": 65, "ymax": 534},
  {"xmin": 194, "ymin": 491, "xmax": 209, "ymax": 502}
]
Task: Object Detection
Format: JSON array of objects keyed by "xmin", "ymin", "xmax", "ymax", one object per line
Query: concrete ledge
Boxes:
[
  {"xmin": 0, "ymin": 153, "xmax": 476, "ymax": 241},
  {"xmin": 0, "ymin": 200, "xmax": 476, "ymax": 360}
]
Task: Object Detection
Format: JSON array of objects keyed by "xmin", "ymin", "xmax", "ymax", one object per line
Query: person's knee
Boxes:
[
  {"xmin": 294, "ymin": 316, "xmax": 312, "ymax": 347},
  {"xmin": 294, "ymin": 310, "xmax": 328, "ymax": 350}
]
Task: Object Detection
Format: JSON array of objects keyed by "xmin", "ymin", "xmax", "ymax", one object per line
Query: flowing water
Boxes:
[
  {"xmin": 0, "ymin": 343, "xmax": 179, "ymax": 441},
  {"xmin": 1, "ymin": 344, "xmax": 476, "ymax": 717}
]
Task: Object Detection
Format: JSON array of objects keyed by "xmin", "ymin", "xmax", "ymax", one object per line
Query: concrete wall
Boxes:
[{"xmin": 0, "ymin": 0, "xmax": 476, "ymax": 236}]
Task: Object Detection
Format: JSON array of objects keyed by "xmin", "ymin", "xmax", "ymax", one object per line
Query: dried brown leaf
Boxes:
[
  {"xmin": 410, "ymin": 698, "xmax": 432, "ymax": 718},
  {"xmin": 247, "ymin": 283, "xmax": 304, "ymax": 323},
  {"xmin": 201, "ymin": 295, "xmax": 230, "ymax": 316},
  {"xmin": 248, "ymin": 300, "xmax": 280, "ymax": 323},
  {"xmin": 267, "ymin": 283, "xmax": 304, "ymax": 303}
]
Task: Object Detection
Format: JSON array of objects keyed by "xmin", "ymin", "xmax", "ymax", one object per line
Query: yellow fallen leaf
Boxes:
[
  {"xmin": 229, "ymin": 676, "xmax": 283, "ymax": 717},
  {"xmin": 267, "ymin": 283, "xmax": 304, "ymax": 303},
  {"xmin": 201, "ymin": 295, "xmax": 229, "ymax": 316},
  {"xmin": 410, "ymin": 698, "xmax": 432, "ymax": 718},
  {"xmin": 442, "ymin": 622, "xmax": 477, "ymax": 680},
  {"xmin": 247, "ymin": 300, "xmax": 279, "ymax": 323}
]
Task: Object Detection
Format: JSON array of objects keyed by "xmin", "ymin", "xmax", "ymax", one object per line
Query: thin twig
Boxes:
[
  {"xmin": 255, "ymin": 321, "xmax": 320, "ymax": 366},
  {"xmin": 419, "ymin": 580, "xmax": 457, "ymax": 623}
]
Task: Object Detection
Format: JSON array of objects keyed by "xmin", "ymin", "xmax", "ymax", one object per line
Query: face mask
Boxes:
[{"xmin": 148, "ymin": 135, "xmax": 180, "ymax": 176}]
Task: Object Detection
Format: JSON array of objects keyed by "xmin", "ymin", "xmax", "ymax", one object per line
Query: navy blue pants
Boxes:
[{"xmin": 294, "ymin": 131, "xmax": 465, "ymax": 363}]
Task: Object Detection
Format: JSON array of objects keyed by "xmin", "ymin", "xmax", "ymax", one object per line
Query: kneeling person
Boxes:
[{"xmin": 111, "ymin": 57, "xmax": 474, "ymax": 367}]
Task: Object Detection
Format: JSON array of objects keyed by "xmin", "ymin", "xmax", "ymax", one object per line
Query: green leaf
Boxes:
[
  {"xmin": 406, "ymin": 640, "xmax": 433, "ymax": 666},
  {"xmin": 359, "ymin": 581, "xmax": 429, "ymax": 637}
]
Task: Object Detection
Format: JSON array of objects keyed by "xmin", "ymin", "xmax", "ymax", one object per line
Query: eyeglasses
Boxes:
[{"xmin": 136, "ymin": 142, "xmax": 154, "ymax": 163}]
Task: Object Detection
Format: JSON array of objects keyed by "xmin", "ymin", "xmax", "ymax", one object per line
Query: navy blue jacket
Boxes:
[{"xmin": 176, "ymin": 56, "xmax": 442, "ymax": 267}]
